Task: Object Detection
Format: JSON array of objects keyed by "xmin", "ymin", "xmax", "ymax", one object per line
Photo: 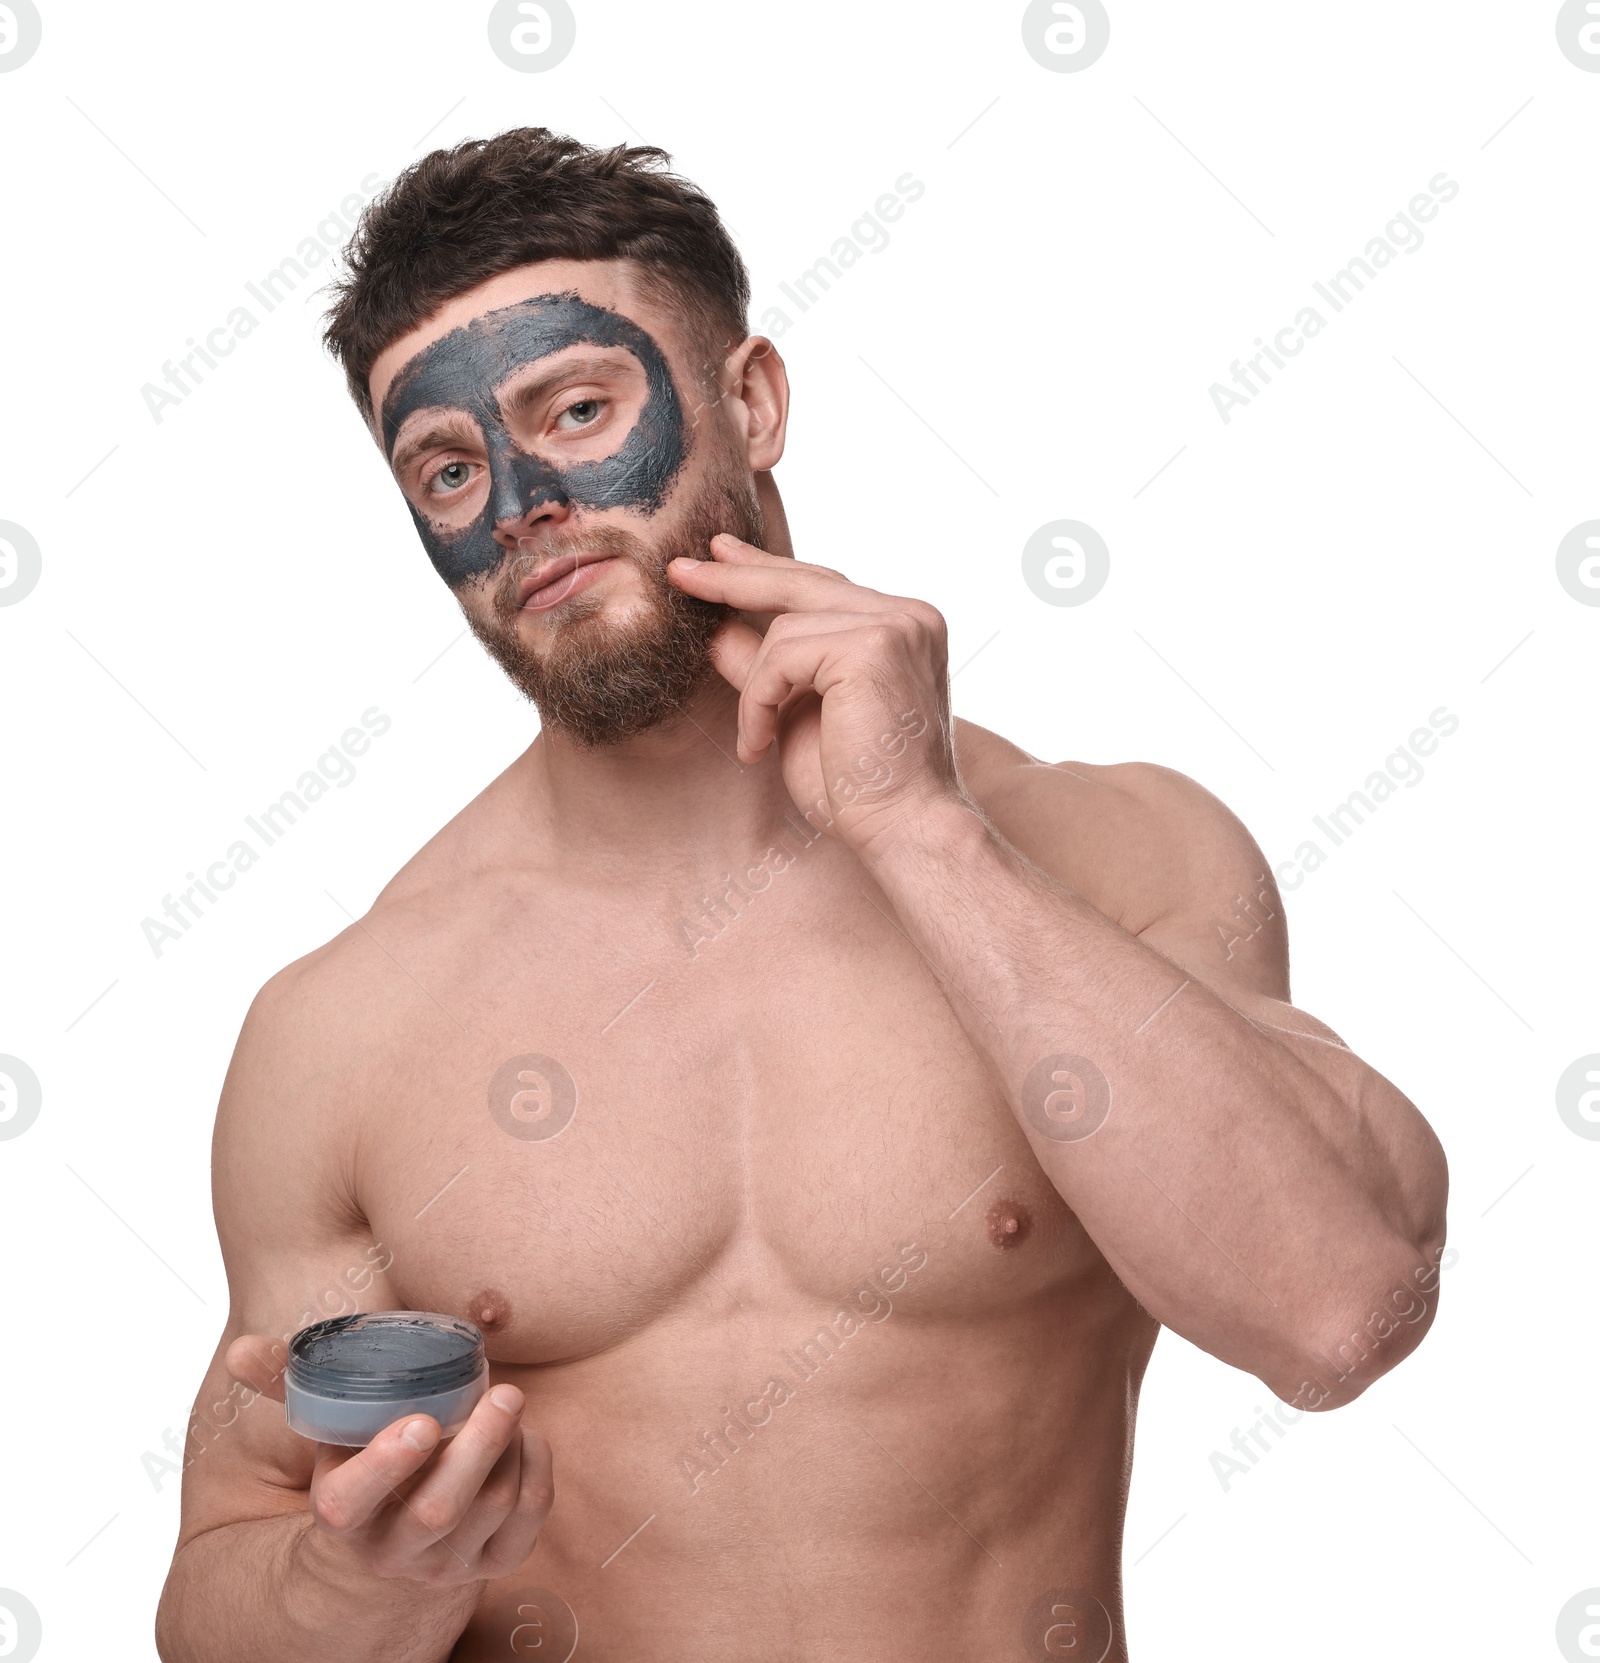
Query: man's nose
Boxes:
[{"xmin": 492, "ymin": 490, "xmax": 575, "ymax": 553}]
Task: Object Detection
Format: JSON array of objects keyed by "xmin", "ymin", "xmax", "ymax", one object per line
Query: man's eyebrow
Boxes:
[
  {"xmin": 389, "ymin": 416, "xmax": 479, "ymax": 476},
  {"xmin": 495, "ymin": 350, "xmax": 642, "ymax": 422}
]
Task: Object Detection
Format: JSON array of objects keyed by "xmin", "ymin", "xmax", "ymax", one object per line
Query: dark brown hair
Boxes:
[{"xmin": 323, "ymin": 128, "xmax": 751, "ymax": 424}]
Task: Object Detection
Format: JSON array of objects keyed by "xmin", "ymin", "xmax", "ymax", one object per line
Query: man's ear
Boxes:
[{"xmin": 723, "ymin": 335, "xmax": 789, "ymax": 473}]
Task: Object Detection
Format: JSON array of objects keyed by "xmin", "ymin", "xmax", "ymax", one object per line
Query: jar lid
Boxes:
[{"xmin": 286, "ymin": 1311, "xmax": 486, "ymax": 1402}]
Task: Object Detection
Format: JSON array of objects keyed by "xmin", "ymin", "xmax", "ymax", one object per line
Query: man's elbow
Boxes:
[{"xmin": 1270, "ymin": 1236, "xmax": 1447, "ymax": 1412}]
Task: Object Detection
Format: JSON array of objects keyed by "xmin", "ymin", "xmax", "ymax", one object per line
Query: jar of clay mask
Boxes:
[{"xmin": 285, "ymin": 1311, "xmax": 490, "ymax": 1447}]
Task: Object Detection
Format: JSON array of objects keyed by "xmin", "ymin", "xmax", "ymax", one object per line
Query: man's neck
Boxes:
[{"xmin": 509, "ymin": 673, "xmax": 808, "ymax": 878}]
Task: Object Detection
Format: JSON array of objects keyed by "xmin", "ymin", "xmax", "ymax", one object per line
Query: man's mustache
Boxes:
[{"xmin": 490, "ymin": 526, "xmax": 657, "ymax": 624}]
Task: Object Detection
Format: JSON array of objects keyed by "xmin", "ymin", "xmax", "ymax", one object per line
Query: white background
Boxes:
[{"xmin": 1, "ymin": 2, "xmax": 1595, "ymax": 1658}]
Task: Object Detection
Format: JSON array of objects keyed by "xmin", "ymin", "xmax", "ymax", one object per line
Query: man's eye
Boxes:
[
  {"xmin": 555, "ymin": 399, "xmax": 603, "ymax": 431},
  {"xmin": 426, "ymin": 460, "xmax": 475, "ymax": 496}
]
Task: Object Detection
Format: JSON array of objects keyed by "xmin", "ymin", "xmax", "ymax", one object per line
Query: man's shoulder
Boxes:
[
  {"xmin": 233, "ymin": 930, "xmax": 384, "ymax": 1090},
  {"xmin": 955, "ymin": 717, "xmax": 1199, "ymax": 809},
  {"xmin": 953, "ymin": 719, "xmax": 1272, "ymax": 937},
  {"xmin": 222, "ymin": 874, "xmax": 470, "ymax": 1165}
]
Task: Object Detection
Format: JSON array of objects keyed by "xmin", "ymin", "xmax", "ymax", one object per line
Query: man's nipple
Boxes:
[
  {"xmin": 465, "ymin": 1286, "xmax": 512, "ymax": 1333},
  {"xmin": 985, "ymin": 1198, "xmax": 1033, "ymax": 1251}
]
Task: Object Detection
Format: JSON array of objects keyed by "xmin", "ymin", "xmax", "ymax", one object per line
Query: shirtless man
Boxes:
[{"xmin": 154, "ymin": 128, "xmax": 1449, "ymax": 1663}]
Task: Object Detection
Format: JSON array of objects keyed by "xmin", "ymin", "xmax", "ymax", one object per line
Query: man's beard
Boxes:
[{"xmin": 461, "ymin": 459, "xmax": 765, "ymax": 748}]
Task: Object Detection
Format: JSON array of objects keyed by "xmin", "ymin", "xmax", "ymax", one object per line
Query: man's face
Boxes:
[{"xmin": 368, "ymin": 262, "xmax": 764, "ymax": 746}]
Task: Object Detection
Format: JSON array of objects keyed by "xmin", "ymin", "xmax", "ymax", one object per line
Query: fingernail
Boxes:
[
  {"xmin": 489, "ymin": 1385, "xmax": 523, "ymax": 1413},
  {"xmin": 401, "ymin": 1418, "xmax": 439, "ymax": 1451},
  {"xmin": 672, "ymin": 556, "xmax": 698, "ymax": 567}
]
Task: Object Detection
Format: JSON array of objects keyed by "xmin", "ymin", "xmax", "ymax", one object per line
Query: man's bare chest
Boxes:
[{"xmin": 348, "ymin": 867, "xmax": 1107, "ymax": 1366}]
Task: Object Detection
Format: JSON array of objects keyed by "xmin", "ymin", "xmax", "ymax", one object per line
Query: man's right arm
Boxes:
[{"xmin": 154, "ymin": 960, "xmax": 553, "ymax": 1663}]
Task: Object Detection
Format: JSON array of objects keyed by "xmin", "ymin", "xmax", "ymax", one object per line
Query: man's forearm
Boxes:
[
  {"xmin": 156, "ymin": 1512, "xmax": 477, "ymax": 1663},
  {"xmin": 862, "ymin": 797, "xmax": 1437, "ymax": 1399}
]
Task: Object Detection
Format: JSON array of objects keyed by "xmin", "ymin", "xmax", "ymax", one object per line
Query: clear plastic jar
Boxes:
[{"xmin": 284, "ymin": 1311, "xmax": 489, "ymax": 1447}]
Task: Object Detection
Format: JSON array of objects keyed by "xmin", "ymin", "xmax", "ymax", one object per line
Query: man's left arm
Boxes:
[
  {"xmin": 864, "ymin": 765, "xmax": 1449, "ymax": 1411},
  {"xmin": 671, "ymin": 537, "xmax": 1449, "ymax": 1412}
]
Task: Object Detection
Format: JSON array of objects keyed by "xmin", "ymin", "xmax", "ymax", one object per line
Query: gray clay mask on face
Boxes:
[{"xmin": 381, "ymin": 291, "xmax": 688, "ymax": 589}]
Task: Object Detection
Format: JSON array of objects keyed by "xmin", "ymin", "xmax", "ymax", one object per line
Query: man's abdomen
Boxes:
[{"xmin": 449, "ymin": 1273, "xmax": 1152, "ymax": 1662}]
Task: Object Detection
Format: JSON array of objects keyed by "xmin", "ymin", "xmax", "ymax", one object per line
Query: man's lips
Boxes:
[{"xmin": 515, "ymin": 552, "xmax": 620, "ymax": 612}]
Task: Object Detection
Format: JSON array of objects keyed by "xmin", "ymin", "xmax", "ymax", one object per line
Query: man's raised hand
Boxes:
[{"xmin": 669, "ymin": 533, "xmax": 967, "ymax": 859}]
